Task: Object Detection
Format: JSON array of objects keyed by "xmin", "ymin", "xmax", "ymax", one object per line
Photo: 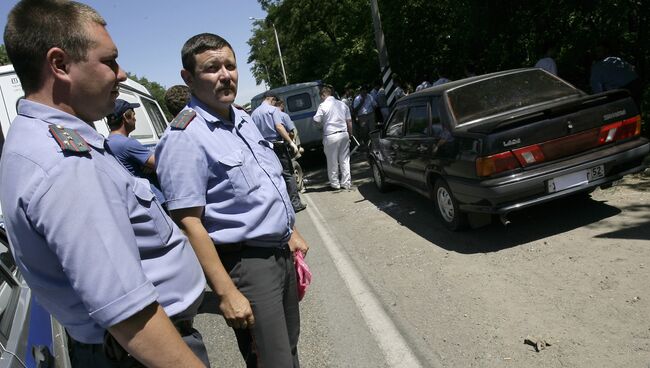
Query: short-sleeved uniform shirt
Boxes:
[
  {"xmin": 155, "ymin": 97, "xmax": 294, "ymax": 247},
  {"xmin": 534, "ymin": 57, "xmax": 558, "ymax": 76},
  {"xmin": 590, "ymin": 57, "xmax": 638, "ymax": 93},
  {"xmin": 250, "ymin": 101, "xmax": 283, "ymax": 141},
  {"xmin": 352, "ymin": 94, "xmax": 377, "ymax": 116},
  {"xmin": 0, "ymin": 100, "xmax": 205, "ymax": 344},
  {"xmin": 106, "ymin": 134, "xmax": 165, "ymax": 203},
  {"xmin": 279, "ymin": 110, "xmax": 296, "ymax": 132},
  {"xmin": 313, "ymin": 96, "xmax": 351, "ymax": 136}
]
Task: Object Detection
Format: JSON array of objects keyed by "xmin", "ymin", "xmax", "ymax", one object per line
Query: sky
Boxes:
[{"xmin": 0, "ymin": 0, "xmax": 269, "ymax": 104}]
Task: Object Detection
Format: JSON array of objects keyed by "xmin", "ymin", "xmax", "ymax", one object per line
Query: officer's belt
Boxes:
[
  {"xmin": 326, "ymin": 130, "xmax": 345, "ymax": 136},
  {"xmin": 216, "ymin": 242, "xmax": 247, "ymax": 253},
  {"xmin": 216, "ymin": 242, "xmax": 289, "ymax": 253}
]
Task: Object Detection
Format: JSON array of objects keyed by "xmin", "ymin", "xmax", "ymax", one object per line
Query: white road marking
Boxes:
[{"xmin": 303, "ymin": 195, "xmax": 424, "ymax": 368}]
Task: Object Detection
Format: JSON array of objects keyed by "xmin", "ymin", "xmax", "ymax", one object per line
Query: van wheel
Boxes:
[
  {"xmin": 434, "ymin": 179, "xmax": 468, "ymax": 231},
  {"xmin": 370, "ymin": 159, "xmax": 390, "ymax": 193},
  {"xmin": 293, "ymin": 160, "xmax": 305, "ymax": 192}
]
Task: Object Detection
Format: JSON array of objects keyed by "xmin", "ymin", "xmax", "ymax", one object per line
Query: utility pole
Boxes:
[
  {"xmin": 249, "ymin": 17, "xmax": 288, "ymax": 85},
  {"xmin": 369, "ymin": 0, "xmax": 398, "ymax": 107}
]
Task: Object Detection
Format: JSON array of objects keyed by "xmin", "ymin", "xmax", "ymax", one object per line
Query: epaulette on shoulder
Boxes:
[
  {"xmin": 49, "ymin": 125, "xmax": 90, "ymax": 153},
  {"xmin": 170, "ymin": 109, "xmax": 196, "ymax": 129}
]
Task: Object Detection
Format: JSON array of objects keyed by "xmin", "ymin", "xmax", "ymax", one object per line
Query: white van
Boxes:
[
  {"xmin": 0, "ymin": 64, "xmax": 168, "ymax": 150},
  {"xmin": 251, "ymin": 81, "xmax": 327, "ymax": 151}
]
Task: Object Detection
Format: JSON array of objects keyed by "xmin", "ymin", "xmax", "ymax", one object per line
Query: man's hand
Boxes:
[
  {"xmin": 170, "ymin": 207, "xmax": 255, "ymax": 329},
  {"xmin": 219, "ymin": 288, "xmax": 255, "ymax": 329},
  {"xmin": 288, "ymin": 227, "xmax": 309, "ymax": 256},
  {"xmin": 289, "ymin": 142, "xmax": 299, "ymax": 155}
]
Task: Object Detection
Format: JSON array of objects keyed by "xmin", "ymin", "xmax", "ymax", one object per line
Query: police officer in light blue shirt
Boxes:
[
  {"xmin": 155, "ymin": 33, "xmax": 309, "ymax": 368},
  {"xmin": 251, "ymin": 92, "xmax": 306, "ymax": 212},
  {"xmin": 276, "ymin": 99, "xmax": 296, "ymax": 132},
  {"xmin": 0, "ymin": 2, "xmax": 209, "ymax": 367}
]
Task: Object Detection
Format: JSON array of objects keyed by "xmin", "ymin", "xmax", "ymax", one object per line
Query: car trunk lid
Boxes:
[{"xmin": 473, "ymin": 91, "xmax": 641, "ymax": 177}]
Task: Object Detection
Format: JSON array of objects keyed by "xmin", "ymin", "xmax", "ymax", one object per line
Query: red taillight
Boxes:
[
  {"xmin": 512, "ymin": 145, "xmax": 545, "ymax": 166},
  {"xmin": 476, "ymin": 151, "xmax": 521, "ymax": 177},
  {"xmin": 598, "ymin": 115, "xmax": 641, "ymax": 144}
]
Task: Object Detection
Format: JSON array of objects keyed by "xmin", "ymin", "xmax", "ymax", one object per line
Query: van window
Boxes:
[
  {"xmin": 141, "ymin": 97, "xmax": 167, "ymax": 138},
  {"xmin": 287, "ymin": 93, "xmax": 312, "ymax": 113},
  {"xmin": 0, "ymin": 231, "xmax": 19, "ymax": 345}
]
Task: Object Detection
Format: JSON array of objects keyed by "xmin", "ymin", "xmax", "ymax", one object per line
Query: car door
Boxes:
[
  {"xmin": 376, "ymin": 106, "xmax": 407, "ymax": 179},
  {"xmin": 400, "ymin": 102, "xmax": 433, "ymax": 190}
]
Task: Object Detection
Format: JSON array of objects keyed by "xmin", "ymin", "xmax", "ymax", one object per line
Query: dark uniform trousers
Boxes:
[
  {"xmin": 219, "ymin": 244, "xmax": 301, "ymax": 368},
  {"xmin": 68, "ymin": 296, "xmax": 210, "ymax": 367},
  {"xmin": 272, "ymin": 143, "xmax": 304, "ymax": 211}
]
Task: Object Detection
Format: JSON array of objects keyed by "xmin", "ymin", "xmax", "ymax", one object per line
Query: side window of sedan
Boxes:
[
  {"xmin": 430, "ymin": 97, "xmax": 445, "ymax": 138},
  {"xmin": 385, "ymin": 108, "xmax": 407, "ymax": 138},
  {"xmin": 404, "ymin": 105, "xmax": 429, "ymax": 137}
]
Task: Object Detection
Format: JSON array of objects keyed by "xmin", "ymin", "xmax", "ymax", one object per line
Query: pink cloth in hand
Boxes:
[{"xmin": 294, "ymin": 251, "xmax": 312, "ymax": 301}]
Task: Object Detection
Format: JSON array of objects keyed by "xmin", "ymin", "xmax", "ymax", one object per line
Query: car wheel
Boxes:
[
  {"xmin": 434, "ymin": 179, "xmax": 468, "ymax": 231},
  {"xmin": 293, "ymin": 160, "xmax": 305, "ymax": 192},
  {"xmin": 370, "ymin": 159, "xmax": 390, "ymax": 192}
]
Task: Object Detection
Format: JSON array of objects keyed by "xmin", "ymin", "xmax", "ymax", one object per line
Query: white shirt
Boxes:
[
  {"xmin": 535, "ymin": 57, "xmax": 558, "ymax": 75},
  {"xmin": 313, "ymin": 96, "xmax": 351, "ymax": 136}
]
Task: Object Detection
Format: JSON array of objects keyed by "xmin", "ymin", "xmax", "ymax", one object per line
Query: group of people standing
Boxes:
[{"xmin": 0, "ymin": 1, "xmax": 308, "ymax": 368}]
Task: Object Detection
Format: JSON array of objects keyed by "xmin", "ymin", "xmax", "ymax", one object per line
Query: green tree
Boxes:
[
  {"xmin": 249, "ymin": 0, "xmax": 649, "ymax": 132},
  {"xmin": 0, "ymin": 45, "xmax": 9, "ymax": 66},
  {"xmin": 248, "ymin": 0, "xmax": 378, "ymax": 92},
  {"xmin": 127, "ymin": 73, "xmax": 172, "ymax": 121}
]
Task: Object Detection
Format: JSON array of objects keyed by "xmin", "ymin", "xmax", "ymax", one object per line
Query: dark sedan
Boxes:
[{"xmin": 368, "ymin": 69, "xmax": 649, "ymax": 230}]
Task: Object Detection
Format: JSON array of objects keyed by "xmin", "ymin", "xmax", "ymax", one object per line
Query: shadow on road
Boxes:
[{"xmin": 304, "ymin": 154, "xmax": 650, "ymax": 254}]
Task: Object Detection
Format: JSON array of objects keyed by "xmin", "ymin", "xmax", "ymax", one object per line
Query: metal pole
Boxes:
[
  {"xmin": 249, "ymin": 17, "xmax": 289, "ymax": 86},
  {"xmin": 369, "ymin": 0, "xmax": 399, "ymax": 107},
  {"xmin": 369, "ymin": 0, "xmax": 389, "ymax": 71},
  {"xmin": 271, "ymin": 22, "xmax": 289, "ymax": 85}
]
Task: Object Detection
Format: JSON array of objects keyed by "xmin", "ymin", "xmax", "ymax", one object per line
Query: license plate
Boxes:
[{"xmin": 547, "ymin": 165, "xmax": 605, "ymax": 193}]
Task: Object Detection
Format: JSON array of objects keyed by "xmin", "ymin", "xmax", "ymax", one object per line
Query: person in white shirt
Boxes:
[{"xmin": 313, "ymin": 86, "xmax": 353, "ymax": 190}]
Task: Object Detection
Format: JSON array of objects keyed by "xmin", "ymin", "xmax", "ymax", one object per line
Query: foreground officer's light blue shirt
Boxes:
[
  {"xmin": 0, "ymin": 100, "xmax": 206, "ymax": 344},
  {"xmin": 250, "ymin": 100, "xmax": 283, "ymax": 141},
  {"xmin": 155, "ymin": 97, "xmax": 295, "ymax": 247}
]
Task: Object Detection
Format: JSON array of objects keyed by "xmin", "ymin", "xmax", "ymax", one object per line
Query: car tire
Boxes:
[
  {"xmin": 434, "ymin": 179, "xmax": 468, "ymax": 231},
  {"xmin": 293, "ymin": 159, "xmax": 305, "ymax": 192},
  {"xmin": 370, "ymin": 158, "xmax": 390, "ymax": 193}
]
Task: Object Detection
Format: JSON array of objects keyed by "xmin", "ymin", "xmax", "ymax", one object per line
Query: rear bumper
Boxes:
[{"xmin": 450, "ymin": 139, "xmax": 650, "ymax": 214}]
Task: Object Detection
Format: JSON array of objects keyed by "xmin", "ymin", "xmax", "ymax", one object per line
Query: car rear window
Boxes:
[{"xmin": 447, "ymin": 70, "xmax": 581, "ymax": 125}]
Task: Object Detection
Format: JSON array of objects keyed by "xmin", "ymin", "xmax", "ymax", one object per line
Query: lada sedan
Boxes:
[{"xmin": 368, "ymin": 69, "xmax": 649, "ymax": 230}]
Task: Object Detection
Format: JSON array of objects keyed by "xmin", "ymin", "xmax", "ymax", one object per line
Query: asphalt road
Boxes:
[{"xmin": 195, "ymin": 153, "xmax": 650, "ymax": 368}]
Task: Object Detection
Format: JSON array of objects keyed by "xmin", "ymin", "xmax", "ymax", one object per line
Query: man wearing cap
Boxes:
[
  {"xmin": 251, "ymin": 91, "xmax": 307, "ymax": 212},
  {"xmin": 0, "ymin": 1, "xmax": 209, "ymax": 367},
  {"xmin": 106, "ymin": 99, "xmax": 164, "ymax": 203},
  {"xmin": 155, "ymin": 33, "xmax": 309, "ymax": 368}
]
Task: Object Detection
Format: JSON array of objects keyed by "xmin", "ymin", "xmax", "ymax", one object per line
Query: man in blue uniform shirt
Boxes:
[
  {"xmin": 155, "ymin": 33, "xmax": 310, "ymax": 368},
  {"xmin": 0, "ymin": 1, "xmax": 209, "ymax": 367},
  {"xmin": 106, "ymin": 99, "xmax": 165, "ymax": 204},
  {"xmin": 251, "ymin": 92, "xmax": 306, "ymax": 212}
]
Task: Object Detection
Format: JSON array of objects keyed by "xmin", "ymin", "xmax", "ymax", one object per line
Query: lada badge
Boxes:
[{"xmin": 503, "ymin": 138, "xmax": 521, "ymax": 147}]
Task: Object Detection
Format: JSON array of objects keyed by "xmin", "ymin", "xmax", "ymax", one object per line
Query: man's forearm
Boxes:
[
  {"xmin": 108, "ymin": 303, "xmax": 205, "ymax": 368},
  {"xmin": 275, "ymin": 123, "xmax": 293, "ymax": 144},
  {"xmin": 171, "ymin": 210, "xmax": 237, "ymax": 296}
]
